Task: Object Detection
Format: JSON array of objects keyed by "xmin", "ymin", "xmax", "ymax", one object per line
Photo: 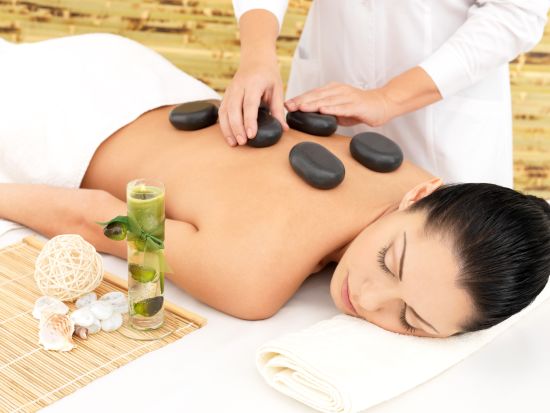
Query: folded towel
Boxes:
[{"xmin": 256, "ymin": 279, "xmax": 550, "ymax": 413}]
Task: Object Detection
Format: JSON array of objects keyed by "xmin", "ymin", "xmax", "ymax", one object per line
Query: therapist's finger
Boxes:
[
  {"xmin": 270, "ymin": 84, "xmax": 289, "ymax": 131},
  {"xmin": 299, "ymin": 95, "xmax": 350, "ymax": 113},
  {"xmin": 286, "ymin": 88, "xmax": 336, "ymax": 110},
  {"xmin": 218, "ymin": 100, "xmax": 237, "ymax": 146},
  {"xmin": 286, "ymin": 83, "xmax": 342, "ymax": 110},
  {"xmin": 318, "ymin": 103, "xmax": 356, "ymax": 119},
  {"xmin": 243, "ymin": 89, "xmax": 262, "ymax": 140},
  {"xmin": 227, "ymin": 91, "xmax": 248, "ymax": 145}
]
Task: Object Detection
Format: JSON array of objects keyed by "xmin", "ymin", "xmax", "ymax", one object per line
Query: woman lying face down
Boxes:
[
  {"xmin": 2, "ymin": 32, "xmax": 546, "ymax": 339},
  {"xmin": 330, "ymin": 180, "xmax": 550, "ymax": 337},
  {"xmin": 72, "ymin": 104, "xmax": 550, "ymax": 339}
]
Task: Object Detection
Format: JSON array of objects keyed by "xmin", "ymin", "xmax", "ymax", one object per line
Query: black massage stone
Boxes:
[
  {"xmin": 247, "ymin": 109, "xmax": 283, "ymax": 148},
  {"xmin": 169, "ymin": 100, "xmax": 219, "ymax": 131},
  {"xmin": 286, "ymin": 111, "xmax": 338, "ymax": 137},
  {"xmin": 289, "ymin": 142, "xmax": 345, "ymax": 190},
  {"xmin": 349, "ymin": 132, "xmax": 403, "ymax": 173},
  {"xmin": 258, "ymin": 102, "xmax": 270, "ymax": 114}
]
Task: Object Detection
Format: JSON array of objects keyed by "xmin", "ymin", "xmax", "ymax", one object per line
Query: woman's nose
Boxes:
[{"xmin": 356, "ymin": 276, "xmax": 398, "ymax": 312}]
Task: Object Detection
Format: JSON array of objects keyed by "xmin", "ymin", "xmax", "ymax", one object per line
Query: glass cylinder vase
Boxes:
[{"xmin": 126, "ymin": 178, "xmax": 166, "ymax": 330}]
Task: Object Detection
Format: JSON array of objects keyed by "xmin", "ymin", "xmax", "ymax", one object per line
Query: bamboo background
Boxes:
[{"xmin": 0, "ymin": 0, "xmax": 548, "ymax": 198}]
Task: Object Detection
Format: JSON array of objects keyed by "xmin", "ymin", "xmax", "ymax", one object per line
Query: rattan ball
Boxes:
[{"xmin": 34, "ymin": 234, "xmax": 104, "ymax": 301}]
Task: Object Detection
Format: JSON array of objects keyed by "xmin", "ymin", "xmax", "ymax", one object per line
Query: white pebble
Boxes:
[
  {"xmin": 100, "ymin": 291, "xmax": 128, "ymax": 314},
  {"xmin": 89, "ymin": 301, "xmax": 113, "ymax": 320},
  {"xmin": 87, "ymin": 318, "xmax": 101, "ymax": 334},
  {"xmin": 112, "ymin": 302, "xmax": 128, "ymax": 314},
  {"xmin": 75, "ymin": 292, "xmax": 97, "ymax": 309},
  {"xmin": 33, "ymin": 296, "xmax": 69, "ymax": 320},
  {"xmin": 101, "ymin": 312, "xmax": 123, "ymax": 332},
  {"xmin": 69, "ymin": 307, "xmax": 96, "ymax": 328}
]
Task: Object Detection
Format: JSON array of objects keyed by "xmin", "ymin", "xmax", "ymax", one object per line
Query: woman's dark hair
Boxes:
[{"xmin": 408, "ymin": 183, "xmax": 550, "ymax": 332}]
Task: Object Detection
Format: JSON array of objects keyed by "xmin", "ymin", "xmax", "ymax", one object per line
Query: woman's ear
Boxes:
[{"xmin": 398, "ymin": 177, "xmax": 444, "ymax": 211}]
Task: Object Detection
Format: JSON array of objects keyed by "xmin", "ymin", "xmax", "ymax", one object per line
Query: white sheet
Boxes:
[
  {"xmin": 0, "ymin": 33, "xmax": 219, "ymax": 239},
  {"xmin": 1, "ymin": 227, "xmax": 549, "ymax": 413}
]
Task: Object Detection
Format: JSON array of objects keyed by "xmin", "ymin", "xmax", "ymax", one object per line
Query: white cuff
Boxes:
[
  {"xmin": 232, "ymin": 0, "xmax": 289, "ymax": 33},
  {"xmin": 419, "ymin": 45, "xmax": 474, "ymax": 99}
]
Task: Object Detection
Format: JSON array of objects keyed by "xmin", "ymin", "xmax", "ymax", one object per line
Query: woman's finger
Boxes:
[
  {"xmin": 318, "ymin": 103, "xmax": 356, "ymax": 118},
  {"xmin": 227, "ymin": 90, "xmax": 248, "ymax": 145},
  {"xmin": 298, "ymin": 95, "xmax": 351, "ymax": 113},
  {"xmin": 286, "ymin": 85, "xmax": 339, "ymax": 109},
  {"xmin": 218, "ymin": 100, "xmax": 237, "ymax": 146},
  {"xmin": 242, "ymin": 88, "xmax": 263, "ymax": 139},
  {"xmin": 270, "ymin": 83, "xmax": 289, "ymax": 131}
]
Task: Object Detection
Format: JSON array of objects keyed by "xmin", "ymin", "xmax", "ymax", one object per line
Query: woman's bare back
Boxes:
[{"xmin": 80, "ymin": 104, "xmax": 434, "ymax": 316}]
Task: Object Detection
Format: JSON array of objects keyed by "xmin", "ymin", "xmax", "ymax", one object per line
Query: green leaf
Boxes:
[{"xmin": 95, "ymin": 215, "xmax": 130, "ymax": 227}]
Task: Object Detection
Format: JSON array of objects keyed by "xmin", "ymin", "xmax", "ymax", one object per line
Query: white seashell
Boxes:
[
  {"xmin": 89, "ymin": 300, "xmax": 113, "ymax": 320},
  {"xmin": 33, "ymin": 296, "xmax": 69, "ymax": 320},
  {"xmin": 75, "ymin": 292, "xmax": 97, "ymax": 309},
  {"xmin": 100, "ymin": 291, "xmax": 128, "ymax": 314},
  {"xmin": 38, "ymin": 312, "xmax": 75, "ymax": 351},
  {"xmin": 100, "ymin": 312, "xmax": 123, "ymax": 332},
  {"xmin": 69, "ymin": 307, "xmax": 96, "ymax": 327},
  {"xmin": 87, "ymin": 318, "xmax": 101, "ymax": 334},
  {"xmin": 74, "ymin": 325, "xmax": 88, "ymax": 339}
]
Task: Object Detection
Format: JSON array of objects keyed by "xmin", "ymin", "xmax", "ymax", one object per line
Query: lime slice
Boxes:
[
  {"xmin": 133, "ymin": 296, "xmax": 164, "ymax": 317},
  {"xmin": 129, "ymin": 263, "xmax": 157, "ymax": 283}
]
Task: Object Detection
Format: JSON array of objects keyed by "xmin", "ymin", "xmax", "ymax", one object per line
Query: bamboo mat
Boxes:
[
  {"xmin": 0, "ymin": 235, "xmax": 207, "ymax": 413},
  {"xmin": 0, "ymin": 1, "xmax": 548, "ymax": 197}
]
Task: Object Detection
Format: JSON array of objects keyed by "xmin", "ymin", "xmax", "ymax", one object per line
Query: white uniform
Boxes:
[{"xmin": 233, "ymin": 0, "xmax": 549, "ymax": 187}]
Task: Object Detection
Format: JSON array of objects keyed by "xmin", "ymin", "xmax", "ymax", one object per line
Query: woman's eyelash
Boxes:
[
  {"xmin": 376, "ymin": 244, "xmax": 393, "ymax": 276},
  {"xmin": 377, "ymin": 245, "xmax": 415, "ymax": 334},
  {"xmin": 400, "ymin": 305, "xmax": 416, "ymax": 334}
]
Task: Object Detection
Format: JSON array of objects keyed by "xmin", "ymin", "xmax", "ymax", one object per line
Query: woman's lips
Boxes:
[{"xmin": 341, "ymin": 274, "xmax": 358, "ymax": 316}]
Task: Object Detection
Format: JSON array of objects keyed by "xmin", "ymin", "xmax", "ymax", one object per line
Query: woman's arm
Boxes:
[
  {"xmin": 220, "ymin": 7, "xmax": 288, "ymax": 146},
  {"xmin": 285, "ymin": 67, "xmax": 442, "ymax": 127},
  {"xmin": 232, "ymin": 0, "xmax": 288, "ymax": 34},
  {"xmin": 0, "ymin": 183, "xmax": 115, "ymax": 244},
  {"xmin": 286, "ymin": 0, "xmax": 548, "ymax": 126},
  {"xmin": 0, "ymin": 183, "xmax": 275, "ymax": 320}
]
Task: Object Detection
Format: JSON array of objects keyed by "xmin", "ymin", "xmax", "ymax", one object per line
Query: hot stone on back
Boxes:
[
  {"xmin": 349, "ymin": 132, "xmax": 403, "ymax": 173},
  {"xmin": 247, "ymin": 109, "xmax": 283, "ymax": 148},
  {"xmin": 169, "ymin": 100, "xmax": 219, "ymax": 131},
  {"xmin": 289, "ymin": 142, "xmax": 345, "ymax": 190},
  {"xmin": 286, "ymin": 111, "xmax": 338, "ymax": 137}
]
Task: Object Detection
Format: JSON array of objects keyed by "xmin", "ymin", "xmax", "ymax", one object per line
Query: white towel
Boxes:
[
  {"xmin": 256, "ymin": 279, "xmax": 550, "ymax": 413},
  {"xmin": 0, "ymin": 33, "xmax": 219, "ymax": 238}
]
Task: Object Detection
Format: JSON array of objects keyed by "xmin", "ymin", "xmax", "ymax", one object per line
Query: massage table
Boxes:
[{"xmin": 1, "ymin": 226, "xmax": 549, "ymax": 413}]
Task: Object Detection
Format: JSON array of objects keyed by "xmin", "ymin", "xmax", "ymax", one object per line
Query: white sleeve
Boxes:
[
  {"xmin": 419, "ymin": 0, "xmax": 550, "ymax": 98},
  {"xmin": 232, "ymin": 0, "xmax": 289, "ymax": 33}
]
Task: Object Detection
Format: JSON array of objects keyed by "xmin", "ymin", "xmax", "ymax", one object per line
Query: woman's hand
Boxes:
[
  {"xmin": 285, "ymin": 68, "xmax": 443, "ymax": 128},
  {"xmin": 285, "ymin": 82, "xmax": 391, "ymax": 127},
  {"xmin": 219, "ymin": 56, "xmax": 289, "ymax": 147}
]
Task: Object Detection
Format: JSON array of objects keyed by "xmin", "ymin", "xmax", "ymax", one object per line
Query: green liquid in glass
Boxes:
[{"xmin": 127, "ymin": 182, "xmax": 165, "ymax": 330}]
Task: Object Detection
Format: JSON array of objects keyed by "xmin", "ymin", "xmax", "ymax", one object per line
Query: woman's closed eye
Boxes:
[
  {"xmin": 376, "ymin": 243, "xmax": 418, "ymax": 334},
  {"xmin": 399, "ymin": 304, "xmax": 417, "ymax": 334},
  {"xmin": 376, "ymin": 244, "xmax": 392, "ymax": 276}
]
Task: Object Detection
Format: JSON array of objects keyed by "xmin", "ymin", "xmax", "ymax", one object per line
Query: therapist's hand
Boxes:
[
  {"xmin": 285, "ymin": 82, "xmax": 391, "ymax": 127},
  {"xmin": 219, "ymin": 56, "xmax": 289, "ymax": 146}
]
